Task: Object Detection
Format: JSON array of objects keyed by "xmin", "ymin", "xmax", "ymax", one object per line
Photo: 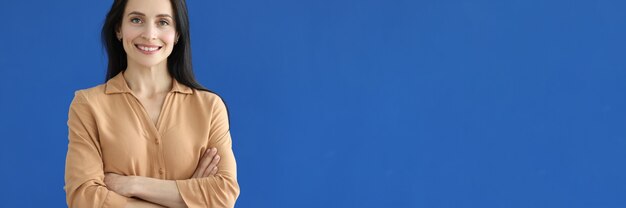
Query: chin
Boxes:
[{"xmin": 131, "ymin": 58, "xmax": 168, "ymax": 68}]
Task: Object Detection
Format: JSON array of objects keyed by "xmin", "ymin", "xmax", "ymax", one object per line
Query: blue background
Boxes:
[{"xmin": 1, "ymin": 0, "xmax": 625, "ymax": 207}]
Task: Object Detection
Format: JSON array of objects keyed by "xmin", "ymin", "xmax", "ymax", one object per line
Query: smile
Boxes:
[{"xmin": 135, "ymin": 44, "xmax": 162, "ymax": 54}]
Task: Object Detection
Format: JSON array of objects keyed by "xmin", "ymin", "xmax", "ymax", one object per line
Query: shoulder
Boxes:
[
  {"xmin": 191, "ymin": 89, "xmax": 229, "ymax": 115},
  {"xmin": 68, "ymin": 83, "xmax": 107, "ymax": 116},
  {"xmin": 72, "ymin": 83, "xmax": 108, "ymax": 104},
  {"xmin": 192, "ymin": 89, "xmax": 226, "ymax": 105}
]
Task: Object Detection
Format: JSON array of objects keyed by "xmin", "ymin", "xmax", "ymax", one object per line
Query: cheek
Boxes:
[
  {"xmin": 161, "ymin": 31, "xmax": 177, "ymax": 44},
  {"xmin": 163, "ymin": 33, "xmax": 176, "ymax": 45},
  {"xmin": 120, "ymin": 25, "xmax": 140, "ymax": 39},
  {"xmin": 121, "ymin": 28, "xmax": 141, "ymax": 51},
  {"xmin": 122, "ymin": 31, "xmax": 138, "ymax": 49}
]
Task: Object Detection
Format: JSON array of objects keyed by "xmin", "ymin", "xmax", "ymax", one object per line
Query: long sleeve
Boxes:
[
  {"xmin": 175, "ymin": 96, "xmax": 240, "ymax": 208},
  {"xmin": 64, "ymin": 90, "xmax": 128, "ymax": 207}
]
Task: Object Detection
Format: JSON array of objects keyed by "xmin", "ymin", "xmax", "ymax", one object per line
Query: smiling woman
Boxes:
[{"xmin": 63, "ymin": 0, "xmax": 240, "ymax": 207}]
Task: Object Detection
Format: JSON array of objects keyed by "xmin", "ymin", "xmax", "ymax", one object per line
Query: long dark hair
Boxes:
[{"xmin": 101, "ymin": 0, "xmax": 209, "ymax": 92}]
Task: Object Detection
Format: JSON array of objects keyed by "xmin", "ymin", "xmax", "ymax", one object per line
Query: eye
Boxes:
[
  {"xmin": 159, "ymin": 20, "xmax": 170, "ymax": 26},
  {"xmin": 130, "ymin": 17, "xmax": 142, "ymax": 24}
]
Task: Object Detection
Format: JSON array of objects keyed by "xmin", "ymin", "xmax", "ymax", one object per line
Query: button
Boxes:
[{"xmin": 159, "ymin": 168, "xmax": 165, "ymax": 175}]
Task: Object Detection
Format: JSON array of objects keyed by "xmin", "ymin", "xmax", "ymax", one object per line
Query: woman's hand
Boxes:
[
  {"xmin": 104, "ymin": 148, "xmax": 219, "ymax": 197},
  {"xmin": 191, "ymin": 147, "xmax": 220, "ymax": 178},
  {"xmin": 102, "ymin": 148, "xmax": 221, "ymax": 207},
  {"xmin": 104, "ymin": 173, "xmax": 136, "ymax": 197}
]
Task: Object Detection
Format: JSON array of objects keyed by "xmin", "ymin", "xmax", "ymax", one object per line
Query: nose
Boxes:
[{"xmin": 141, "ymin": 24, "xmax": 158, "ymax": 40}]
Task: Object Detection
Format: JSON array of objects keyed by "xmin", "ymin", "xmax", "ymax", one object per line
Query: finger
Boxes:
[
  {"xmin": 209, "ymin": 166, "xmax": 218, "ymax": 177},
  {"xmin": 202, "ymin": 153, "xmax": 219, "ymax": 177},
  {"xmin": 192, "ymin": 149, "xmax": 208, "ymax": 178},
  {"xmin": 192, "ymin": 148, "xmax": 213, "ymax": 178},
  {"xmin": 194, "ymin": 148, "xmax": 215, "ymax": 178},
  {"xmin": 196, "ymin": 148, "xmax": 217, "ymax": 177},
  {"xmin": 202, "ymin": 153, "xmax": 220, "ymax": 177}
]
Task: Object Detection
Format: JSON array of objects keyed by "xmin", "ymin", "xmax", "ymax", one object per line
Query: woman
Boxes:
[{"xmin": 64, "ymin": 0, "xmax": 239, "ymax": 207}]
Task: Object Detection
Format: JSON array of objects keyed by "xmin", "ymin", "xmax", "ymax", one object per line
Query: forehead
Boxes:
[{"xmin": 124, "ymin": 0, "xmax": 173, "ymax": 16}]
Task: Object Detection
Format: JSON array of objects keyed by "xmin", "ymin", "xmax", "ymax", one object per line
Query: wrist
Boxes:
[{"xmin": 128, "ymin": 176, "xmax": 143, "ymax": 197}]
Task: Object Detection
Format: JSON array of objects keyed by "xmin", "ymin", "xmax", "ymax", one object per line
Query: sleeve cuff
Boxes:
[{"xmin": 102, "ymin": 190, "xmax": 129, "ymax": 208}]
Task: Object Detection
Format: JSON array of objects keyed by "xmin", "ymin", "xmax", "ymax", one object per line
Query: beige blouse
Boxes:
[{"xmin": 64, "ymin": 73, "xmax": 239, "ymax": 207}]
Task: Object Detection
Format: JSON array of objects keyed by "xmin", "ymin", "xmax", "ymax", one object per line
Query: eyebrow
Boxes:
[{"xmin": 127, "ymin": 11, "xmax": 173, "ymax": 19}]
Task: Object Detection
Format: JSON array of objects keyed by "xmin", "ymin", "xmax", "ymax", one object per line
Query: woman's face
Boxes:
[{"xmin": 117, "ymin": 0, "xmax": 178, "ymax": 68}]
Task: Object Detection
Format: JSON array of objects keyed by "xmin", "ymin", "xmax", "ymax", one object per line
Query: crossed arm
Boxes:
[
  {"xmin": 66, "ymin": 91, "xmax": 238, "ymax": 207},
  {"xmin": 103, "ymin": 148, "xmax": 222, "ymax": 208}
]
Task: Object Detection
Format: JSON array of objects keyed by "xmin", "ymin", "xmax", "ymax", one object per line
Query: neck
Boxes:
[{"xmin": 123, "ymin": 61, "xmax": 172, "ymax": 96}]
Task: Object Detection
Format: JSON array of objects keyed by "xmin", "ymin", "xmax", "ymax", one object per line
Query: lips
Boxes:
[{"xmin": 135, "ymin": 44, "xmax": 162, "ymax": 54}]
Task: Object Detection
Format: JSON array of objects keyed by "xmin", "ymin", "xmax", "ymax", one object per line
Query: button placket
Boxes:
[
  {"xmin": 155, "ymin": 134, "xmax": 166, "ymax": 178},
  {"xmin": 156, "ymin": 94, "xmax": 172, "ymax": 178},
  {"xmin": 159, "ymin": 168, "xmax": 165, "ymax": 175}
]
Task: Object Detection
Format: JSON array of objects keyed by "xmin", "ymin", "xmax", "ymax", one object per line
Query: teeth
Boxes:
[{"xmin": 137, "ymin": 45, "xmax": 159, "ymax": 52}]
